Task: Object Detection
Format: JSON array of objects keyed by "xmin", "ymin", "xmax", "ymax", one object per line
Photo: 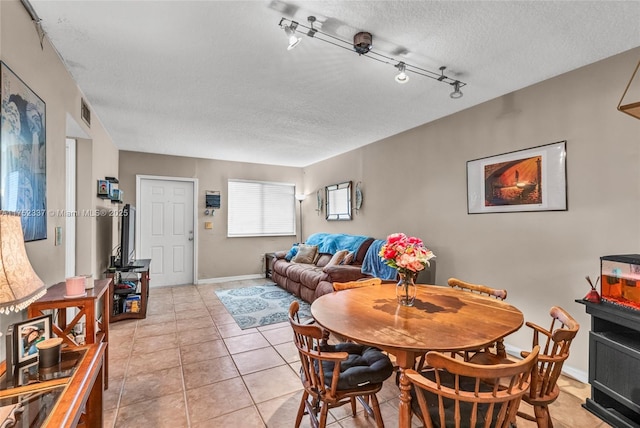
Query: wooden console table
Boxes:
[
  {"xmin": 28, "ymin": 279, "xmax": 111, "ymax": 389},
  {"xmin": 0, "ymin": 342, "xmax": 105, "ymax": 428}
]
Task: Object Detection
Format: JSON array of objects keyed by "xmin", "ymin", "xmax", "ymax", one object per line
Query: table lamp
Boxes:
[{"xmin": 0, "ymin": 212, "xmax": 46, "ymax": 315}]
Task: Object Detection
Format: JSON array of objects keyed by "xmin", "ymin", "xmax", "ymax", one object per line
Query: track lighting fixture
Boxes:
[
  {"xmin": 450, "ymin": 81, "xmax": 463, "ymax": 99},
  {"xmin": 395, "ymin": 62, "xmax": 409, "ymax": 84},
  {"xmin": 282, "ymin": 22, "xmax": 301, "ymax": 50},
  {"xmin": 278, "ymin": 16, "xmax": 466, "ymax": 97}
]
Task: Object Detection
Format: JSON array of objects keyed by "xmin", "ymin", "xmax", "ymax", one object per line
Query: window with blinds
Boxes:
[{"xmin": 227, "ymin": 179, "xmax": 296, "ymax": 237}]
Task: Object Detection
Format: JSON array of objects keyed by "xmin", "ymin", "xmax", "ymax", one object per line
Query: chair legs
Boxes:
[
  {"xmin": 295, "ymin": 391, "xmax": 308, "ymax": 428},
  {"xmin": 533, "ymin": 404, "xmax": 553, "ymax": 428},
  {"xmin": 319, "ymin": 403, "xmax": 330, "ymax": 428},
  {"xmin": 298, "ymin": 392, "xmax": 385, "ymax": 428},
  {"xmin": 517, "ymin": 404, "xmax": 553, "ymax": 428},
  {"xmin": 355, "ymin": 395, "xmax": 384, "ymax": 428},
  {"xmin": 370, "ymin": 394, "xmax": 384, "ymax": 428}
]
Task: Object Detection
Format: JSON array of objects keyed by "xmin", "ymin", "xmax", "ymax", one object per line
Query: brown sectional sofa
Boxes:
[{"xmin": 271, "ymin": 235, "xmax": 375, "ymax": 303}]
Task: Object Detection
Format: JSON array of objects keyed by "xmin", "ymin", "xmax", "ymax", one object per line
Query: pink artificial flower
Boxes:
[
  {"xmin": 383, "ymin": 247, "xmax": 397, "ymax": 260},
  {"xmin": 407, "ymin": 236, "xmax": 423, "ymax": 246},
  {"xmin": 379, "ymin": 232, "xmax": 435, "ymax": 274},
  {"xmin": 386, "ymin": 233, "xmax": 406, "ymax": 245}
]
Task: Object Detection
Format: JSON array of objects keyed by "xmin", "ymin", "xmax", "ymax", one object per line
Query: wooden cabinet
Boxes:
[
  {"xmin": 107, "ymin": 259, "xmax": 151, "ymax": 322},
  {"xmin": 28, "ymin": 279, "xmax": 111, "ymax": 389},
  {"xmin": 577, "ymin": 300, "xmax": 640, "ymax": 427}
]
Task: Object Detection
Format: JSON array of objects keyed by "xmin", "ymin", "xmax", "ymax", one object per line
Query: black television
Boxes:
[{"xmin": 116, "ymin": 204, "xmax": 136, "ymax": 268}]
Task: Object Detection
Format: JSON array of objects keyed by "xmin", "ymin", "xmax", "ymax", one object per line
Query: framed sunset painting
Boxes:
[{"xmin": 467, "ymin": 141, "xmax": 567, "ymax": 214}]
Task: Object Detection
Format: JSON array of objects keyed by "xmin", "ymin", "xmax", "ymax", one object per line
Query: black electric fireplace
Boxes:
[{"xmin": 577, "ymin": 299, "xmax": 640, "ymax": 427}]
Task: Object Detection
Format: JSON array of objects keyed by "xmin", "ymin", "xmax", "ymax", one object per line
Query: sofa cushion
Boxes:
[
  {"xmin": 285, "ymin": 263, "xmax": 315, "ymax": 283},
  {"xmin": 354, "ymin": 237, "xmax": 375, "ymax": 264},
  {"xmin": 341, "ymin": 251, "xmax": 355, "ymax": 265},
  {"xmin": 272, "ymin": 258, "xmax": 293, "ymax": 276},
  {"xmin": 315, "ymin": 253, "xmax": 332, "ymax": 268},
  {"xmin": 323, "ymin": 265, "xmax": 374, "ymax": 283},
  {"xmin": 320, "ymin": 342, "xmax": 394, "ymax": 390},
  {"xmin": 322, "ymin": 250, "xmax": 349, "ymax": 271},
  {"xmin": 292, "ymin": 244, "xmax": 319, "ymax": 264},
  {"xmin": 299, "ymin": 268, "xmax": 327, "ymax": 290}
]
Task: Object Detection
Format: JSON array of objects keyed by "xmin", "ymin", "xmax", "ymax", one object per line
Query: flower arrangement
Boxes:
[{"xmin": 379, "ymin": 233, "xmax": 435, "ymax": 275}]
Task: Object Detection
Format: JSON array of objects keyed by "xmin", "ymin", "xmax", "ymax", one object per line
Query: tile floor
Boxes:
[{"xmin": 104, "ymin": 278, "xmax": 612, "ymax": 427}]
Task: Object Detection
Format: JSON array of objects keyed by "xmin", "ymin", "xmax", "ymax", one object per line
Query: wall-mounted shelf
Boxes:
[{"xmin": 97, "ymin": 177, "xmax": 122, "ymax": 203}]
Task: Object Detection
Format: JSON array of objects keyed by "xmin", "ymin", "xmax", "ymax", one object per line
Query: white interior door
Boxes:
[
  {"xmin": 65, "ymin": 138, "xmax": 76, "ymax": 278},
  {"xmin": 138, "ymin": 177, "xmax": 195, "ymax": 287}
]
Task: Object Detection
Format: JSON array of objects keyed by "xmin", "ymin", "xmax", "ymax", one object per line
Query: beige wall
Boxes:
[
  {"xmin": 119, "ymin": 48, "xmax": 640, "ymax": 376},
  {"xmin": 0, "ymin": 0, "xmax": 119, "ymax": 356},
  {"xmin": 118, "ymin": 152, "xmax": 303, "ymax": 280},
  {"xmin": 302, "ymin": 47, "xmax": 640, "ymax": 376}
]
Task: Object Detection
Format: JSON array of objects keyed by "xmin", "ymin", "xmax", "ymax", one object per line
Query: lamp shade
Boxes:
[{"xmin": 0, "ymin": 212, "xmax": 46, "ymax": 314}]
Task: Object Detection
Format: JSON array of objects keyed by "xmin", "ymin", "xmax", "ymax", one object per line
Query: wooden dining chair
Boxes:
[
  {"xmin": 405, "ymin": 345, "xmax": 539, "ymax": 428},
  {"xmin": 326, "ymin": 278, "xmax": 383, "ymax": 344},
  {"xmin": 332, "ymin": 277, "xmax": 382, "ymax": 291},
  {"xmin": 446, "ymin": 277, "xmax": 509, "ymax": 361},
  {"xmin": 470, "ymin": 306, "xmax": 580, "ymax": 428},
  {"xmin": 288, "ymin": 301, "xmax": 393, "ymax": 428},
  {"xmin": 413, "ymin": 277, "xmax": 509, "ymax": 370},
  {"xmin": 448, "ymin": 277, "xmax": 508, "ymax": 300}
]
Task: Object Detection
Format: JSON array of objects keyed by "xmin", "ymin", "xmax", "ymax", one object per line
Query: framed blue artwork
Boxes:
[{"xmin": 0, "ymin": 61, "xmax": 47, "ymax": 241}]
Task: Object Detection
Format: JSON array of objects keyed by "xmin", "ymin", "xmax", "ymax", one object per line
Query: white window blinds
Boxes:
[{"xmin": 227, "ymin": 179, "xmax": 296, "ymax": 237}]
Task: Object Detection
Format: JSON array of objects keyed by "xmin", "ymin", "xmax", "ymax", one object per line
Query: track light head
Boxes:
[
  {"xmin": 353, "ymin": 32, "xmax": 372, "ymax": 55},
  {"xmin": 307, "ymin": 16, "xmax": 317, "ymax": 37},
  {"xmin": 283, "ymin": 23, "xmax": 301, "ymax": 50},
  {"xmin": 450, "ymin": 80, "xmax": 463, "ymax": 99},
  {"xmin": 395, "ymin": 62, "xmax": 409, "ymax": 84}
]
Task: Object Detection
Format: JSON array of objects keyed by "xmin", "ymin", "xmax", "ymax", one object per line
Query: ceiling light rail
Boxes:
[{"xmin": 278, "ymin": 16, "xmax": 466, "ymax": 98}]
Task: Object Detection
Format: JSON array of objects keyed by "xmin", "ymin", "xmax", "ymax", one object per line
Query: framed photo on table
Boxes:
[
  {"xmin": 467, "ymin": 141, "xmax": 567, "ymax": 214},
  {"xmin": 0, "ymin": 61, "xmax": 47, "ymax": 241},
  {"xmin": 5, "ymin": 314, "xmax": 53, "ymax": 371}
]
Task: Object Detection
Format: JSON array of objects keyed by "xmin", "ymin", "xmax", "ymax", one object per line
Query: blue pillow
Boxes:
[{"xmin": 285, "ymin": 244, "xmax": 299, "ymax": 261}]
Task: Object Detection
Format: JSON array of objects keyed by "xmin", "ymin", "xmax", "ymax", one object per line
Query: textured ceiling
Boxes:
[{"xmin": 29, "ymin": 1, "xmax": 640, "ymax": 167}]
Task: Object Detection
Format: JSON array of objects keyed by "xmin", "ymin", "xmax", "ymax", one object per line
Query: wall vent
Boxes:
[{"xmin": 81, "ymin": 98, "xmax": 91, "ymax": 127}]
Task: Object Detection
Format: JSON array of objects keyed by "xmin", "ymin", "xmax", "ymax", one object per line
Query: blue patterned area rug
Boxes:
[{"xmin": 215, "ymin": 284, "xmax": 312, "ymax": 329}]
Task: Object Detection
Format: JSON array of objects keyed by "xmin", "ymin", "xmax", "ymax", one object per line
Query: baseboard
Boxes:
[
  {"xmin": 196, "ymin": 274, "xmax": 265, "ymax": 284},
  {"xmin": 504, "ymin": 343, "xmax": 588, "ymax": 383}
]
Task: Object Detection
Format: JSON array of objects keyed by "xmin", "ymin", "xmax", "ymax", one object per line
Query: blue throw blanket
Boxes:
[
  {"xmin": 361, "ymin": 239, "xmax": 398, "ymax": 280},
  {"xmin": 305, "ymin": 233, "xmax": 370, "ymax": 255}
]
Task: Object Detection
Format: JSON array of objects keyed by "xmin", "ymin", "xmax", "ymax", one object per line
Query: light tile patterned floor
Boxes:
[{"xmin": 104, "ymin": 278, "xmax": 612, "ymax": 427}]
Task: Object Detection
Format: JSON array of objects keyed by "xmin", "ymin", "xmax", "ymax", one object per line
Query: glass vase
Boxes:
[{"xmin": 396, "ymin": 270, "xmax": 417, "ymax": 306}]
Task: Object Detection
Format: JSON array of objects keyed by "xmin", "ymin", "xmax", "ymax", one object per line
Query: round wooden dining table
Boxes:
[{"xmin": 310, "ymin": 283, "xmax": 524, "ymax": 428}]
